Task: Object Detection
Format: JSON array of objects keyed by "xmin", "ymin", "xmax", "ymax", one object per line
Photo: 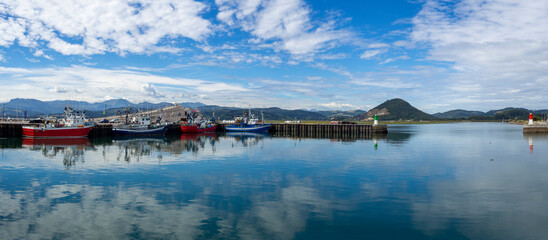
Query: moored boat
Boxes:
[
  {"xmin": 181, "ymin": 109, "xmax": 218, "ymax": 133},
  {"xmin": 22, "ymin": 105, "xmax": 94, "ymax": 138},
  {"xmin": 112, "ymin": 126, "xmax": 168, "ymax": 136},
  {"xmin": 225, "ymin": 123, "xmax": 271, "ymax": 132},
  {"xmin": 181, "ymin": 124, "xmax": 217, "ymax": 133},
  {"xmin": 225, "ymin": 110, "xmax": 271, "ymax": 132},
  {"xmin": 112, "ymin": 114, "xmax": 168, "ymax": 136}
]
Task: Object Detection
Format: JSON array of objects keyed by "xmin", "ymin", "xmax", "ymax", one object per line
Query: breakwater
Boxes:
[
  {"xmin": 269, "ymin": 123, "xmax": 387, "ymax": 137},
  {"xmin": 523, "ymin": 124, "xmax": 548, "ymax": 133}
]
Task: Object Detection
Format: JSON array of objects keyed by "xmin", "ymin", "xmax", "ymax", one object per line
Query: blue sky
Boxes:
[{"xmin": 0, "ymin": 0, "xmax": 547, "ymax": 113}]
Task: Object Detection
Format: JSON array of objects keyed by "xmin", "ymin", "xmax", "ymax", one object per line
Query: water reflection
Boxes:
[
  {"xmin": 225, "ymin": 132, "xmax": 269, "ymax": 148},
  {"xmin": 180, "ymin": 133, "xmax": 219, "ymax": 155},
  {"xmin": 0, "ymin": 137, "xmax": 22, "ymax": 149},
  {"xmin": 22, "ymin": 138, "xmax": 93, "ymax": 168},
  {"xmin": 523, "ymin": 133, "xmax": 548, "ymax": 154},
  {"xmin": 386, "ymin": 125, "xmax": 415, "ymax": 145},
  {"xmin": 111, "ymin": 137, "xmax": 168, "ymax": 163},
  {"xmin": 1, "ymin": 124, "xmax": 547, "ymax": 239}
]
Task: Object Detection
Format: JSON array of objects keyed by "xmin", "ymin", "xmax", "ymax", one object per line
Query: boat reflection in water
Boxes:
[
  {"xmin": 180, "ymin": 132, "xmax": 219, "ymax": 154},
  {"xmin": 225, "ymin": 132, "xmax": 270, "ymax": 148},
  {"xmin": 22, "ymin": 137, "xmax": 93, "ymax": 168},
  {"xmin": 112, "ymin": 136, "xmax": 169, "ymax": 163}
]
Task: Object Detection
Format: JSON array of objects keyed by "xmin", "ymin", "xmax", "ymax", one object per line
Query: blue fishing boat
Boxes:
[
  {"xmin": 225, "ymin": 110, "xmax": 271, "ymax": 132},
  {"xmin": 225, "ymin": 123, "xmax": 271, "ymax": 132},
  {"xmin": 112, "ymin": 114, "xmax": 168, "ymax": 136}
]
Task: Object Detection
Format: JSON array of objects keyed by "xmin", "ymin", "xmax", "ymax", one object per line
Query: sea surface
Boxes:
[{"xmin": 0, "ymin": 123, "xmax": 547, "ymax": 239}]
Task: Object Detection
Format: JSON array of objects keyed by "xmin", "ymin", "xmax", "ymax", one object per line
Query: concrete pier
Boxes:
[
  {"xmin": 0, "ymin": 122, "xmax": 29, "ymax": 137},
  {"xmin": 88, "ymin": 124, "xmax": 113, "ymax": 138},
  {"xmin": 2, "ymin": 122, "xmax": 388, "ymax": 138},
  {"xmin": 269, "ymin": 123, "xmax": 387, "ymax": 135},
  {"xmin": 523, "ymin": 124, "xmax": 548, "ymax": 133}
]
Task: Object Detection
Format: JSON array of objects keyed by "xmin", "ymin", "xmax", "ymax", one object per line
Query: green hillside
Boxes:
[
  {"xmin": 358, "ymin": 98, "xmax": 437, "ymax": 121},
  {"xmin": 433, "ymin": 109, "xmax": 487, "ymax": 119}
]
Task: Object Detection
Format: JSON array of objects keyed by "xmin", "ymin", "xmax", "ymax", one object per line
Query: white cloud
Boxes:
[
  {"xmin": 0, "ymin": 0, "xmax": 211, "ymax": 56},
  {"xmin": 306, "ymin": 76, "xmax": 322, "ymax": 81},
  {"xmin": 0, "ymin": 65, "xmax": 248, "ymax": 103},
  {"xmin": 140, "ymin": 83, "xmax": 164, "ymax": 98},
  {"xmin": 411, "ymin": 0, "xmax": 548, "ymax": 109},
  {"xmin": 360, "ymin": 49, "xmax": 387, "ymax": 59},
  {"xmin": 368, "ymin": 43, "xmax": 390, "ymax": 48},
  {"xmin": 48, "ymin": 86, "xmax": 69, "ymax": 93},
  {"xmin": 215, "ymin": 0, "xmax": 353, "ymax": 57},
  {"xmin": 352, "ymin": 77, "xmax": 420, "ymax": 89},
  {"xmin": 380, "ymin": 55, "xmax": 410, "ymax": 64},
  {"xmin": 316, "ymin": 102, "xmax": 360, "ymax": 111}
]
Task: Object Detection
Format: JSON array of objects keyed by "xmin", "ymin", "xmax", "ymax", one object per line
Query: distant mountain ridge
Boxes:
[
  {"xmin": 2, "ymin": 98, "xmax": 546, "ymax": 121},
  {"xmin": 0, "ymin": 98, "xmax": 367, "ymax": 120},
  {"xmin": 1, "ymin": 98, "xmax": 174, "ymax": 117},
  {"xmin": 435, "ymin": 107, "xmax": 548, "ymax": 120},
  {"xmin": 433, "ymin": 109, "xmax": 487, "ymax": 119}
]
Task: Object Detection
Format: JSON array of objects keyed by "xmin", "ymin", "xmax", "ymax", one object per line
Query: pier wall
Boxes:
[
  {"xmin": 2, "ymin": 122, "xmax": 388, "ymax": 138},
  {"xmin": 88, "ymin": 124, "xmax": 113, "ymax": 138},
  {"xmin": 0, "ymin": 123, "xmax": 25, "ymax": 137},
  {"xmin": 269, "ymin": 123, "xmax": 387, "ymax": 135},
  {"xmin": 523, "ymin": 124, "xmax": 548, "ymax": 133}
]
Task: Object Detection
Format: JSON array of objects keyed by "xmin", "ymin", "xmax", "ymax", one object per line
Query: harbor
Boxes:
[{"xmin": 0, "ymin": 121, "xmax": 387, "ymax": 138}]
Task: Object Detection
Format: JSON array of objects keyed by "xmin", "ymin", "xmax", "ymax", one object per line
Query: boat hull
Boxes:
[
  {"xmin": 181, "ymin": 125, "xmax": 217, "ymax": 133},
  {"xmin": 112, "ymin": 126, "xmax": 168, "ymax": 136},
  {"xmin": 22, "ymin": 125, "xmax": 94, "ymax": 138},
  {"xmin": 225, "ymin": 124, "xmax": 271, "ymax": 132}
]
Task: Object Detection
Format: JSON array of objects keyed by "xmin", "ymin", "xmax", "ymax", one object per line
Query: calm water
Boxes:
[{"xmin": 1, "ymin": 123, "xmax": 547, "ymax": 239}]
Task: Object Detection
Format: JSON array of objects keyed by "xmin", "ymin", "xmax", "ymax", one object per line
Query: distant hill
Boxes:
[
  {"xmin": 317, "ymin": 110, "xmax": 367, "ymax": 120},
  {"xmin": 0, "ymin": 98, "xmax": 365, "ymax": 120},
  {"xmin": 433, "ymin": 109, "xmax": 487, "ymax": 119},
  {"xmin": 181, "ymin": 102, "xmax": 207, "ymax": 108},
  {"xmin": 434, "ymin": 107, "xmax": 548, "ymax": 120},
  {"xmin": 192, "ymin": 106, "xmax": 330, "ymax": 121},
  {"xmin": 357, "ymin": 98, "xmax": 437, "ymax": 121},
  {"xmin": 0, "ymin": 98, "xmax": 174, "ymax": 117}
]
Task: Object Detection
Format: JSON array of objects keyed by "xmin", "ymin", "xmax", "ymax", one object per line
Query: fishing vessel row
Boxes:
[{"xmin": 20, "ymin": 106, "xmax": 271, "ymax": 138}]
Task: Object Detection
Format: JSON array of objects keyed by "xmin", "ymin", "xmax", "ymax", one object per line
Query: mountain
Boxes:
[
  {"xmin": 316, "ymin": 110, "xmax": 367, "ymax": 120},
  {"xmin": 181, "ymin": 102, "xmax": 207, "ymax": 108},
  {"xmin": 357, "ymin": 98, "xmax": 437, "ymax": 121},
  {"xmin": 0, "ymin": 98, "xmax": 174, "ymax": 117},
  {"xmin": 433, "ymin": 109, "xmax": 487, "ymax": 119},
  {"xmin": 435, "ymin": 107, "xmax": 548, "ymax": 120},
  {"xmin": 192, "ymin": 106, "xmax": 329, "ymax": 121}
]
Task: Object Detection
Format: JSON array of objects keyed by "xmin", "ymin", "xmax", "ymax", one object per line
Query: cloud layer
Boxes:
[
  {"xmin": 411, "ymin": 0, "xmax": 548, "ymax": 109},
  {"xmin": 0, "ymin": 0, "xmax": 211, "ymax": 55},
  {"xmin": 215, "ymin": 0, "xmax": 352, "ymax": 58}
]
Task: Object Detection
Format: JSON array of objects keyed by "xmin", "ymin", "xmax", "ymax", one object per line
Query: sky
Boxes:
[{"xmin": 0, "ymin": 0, "xmax": 547, "ymax": 113}]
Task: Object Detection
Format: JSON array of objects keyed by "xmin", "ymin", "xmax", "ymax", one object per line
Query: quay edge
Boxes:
[
  {"xmin": 2, "ymin": 122, "xmax": 388, "ymax": 138},
  {"xmin": 523, "ymin": 124, "xmax": 548, "ymax": 134}
]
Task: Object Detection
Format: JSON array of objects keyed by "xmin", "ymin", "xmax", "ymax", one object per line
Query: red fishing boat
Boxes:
[
  {"xmin": 181, "ymin": 124, "xmax": 217, "ymax": 133},
  {"xmin": 22, "ymin": 105, "xmax": 94, "ymax": 138},
  {"xmin": 180, "ymin": 109, "xmax": 217, "ymax": 133}
]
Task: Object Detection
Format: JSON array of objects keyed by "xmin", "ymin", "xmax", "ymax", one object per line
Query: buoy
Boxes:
[
  {"xmin": 373, "ymin": 114, "xmax": 378, "ymax": 126},
  {"xmin": 529, "ymin": 113, "xmax": 533, "ymax": 125}
]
